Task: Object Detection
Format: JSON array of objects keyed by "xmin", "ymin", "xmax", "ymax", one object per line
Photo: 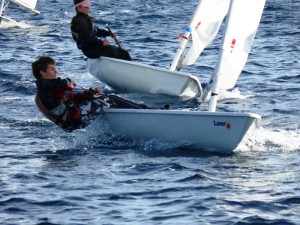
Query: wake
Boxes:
[
  {"xmin": 0, "ymin": 20, "xmax": 33, "ymax": 29},
  {"xmin": 237, "ymin": 126, "xmax": 300, "ymax": 152}
]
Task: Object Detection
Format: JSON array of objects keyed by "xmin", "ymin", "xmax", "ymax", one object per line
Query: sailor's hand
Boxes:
[
  {"xmin": 89, "ymin": 87, "xmax": 102, "ymax": 95},
  {"xmin": 111, "ymin": 32, "xmax": 117, "ymax": 39},
  {"xmin": 178, "ymin": 33, "xmax": 184, "ymax": 41},
  {"xmin": 70, "ymin": 80, "xmax": 76, "ymax": 88},
  {"xmin": 102, "ymin": 39, "xmax": 109, "ymax": 46},
  {"xmin": 94, "ymin": 87, "xmax": 102, "ymax": 95}
]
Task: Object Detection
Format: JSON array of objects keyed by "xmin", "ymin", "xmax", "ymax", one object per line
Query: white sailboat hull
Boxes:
[
  {"xmin": 100, "ymin": 109, "xmax": 260, "ymax": 153},
  {"xmin": 87, "ymin": 57, "xmax": 202, "ymax": 100}
]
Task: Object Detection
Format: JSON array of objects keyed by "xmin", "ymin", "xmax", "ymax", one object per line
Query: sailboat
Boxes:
[
  {"xmin": 87, "ymin": 0, "xmax": 232, "ymax": 99},
  {"xmin": 92, "ymin": 0, "xmax": 266, "ymax": 153},
  {"xmin": 0, "ymin": 0, "xmax": 39, "ymax": 28}
]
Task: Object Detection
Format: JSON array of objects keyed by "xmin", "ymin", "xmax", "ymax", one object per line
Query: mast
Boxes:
[
  {"xmin": 169, "ymin": 0, "xmax": 230, "ymax": 72},
  {"xmin": 169, "ymin": 27, "xmax": 192, "ymax": 71},
  {"xmin": 208, "ymin": 0, "xmax": 266, "ymax": 112},
  {"xmin": 169, "ymin": 0, "xmax": 204, "ymax": 71},
  {"xmin": 0, "ymin": 0, "xmax": 5, "ymax": 16},
  {"xmin": 208, "ymin": 0, "xmax": 234, "ymax": 112}
]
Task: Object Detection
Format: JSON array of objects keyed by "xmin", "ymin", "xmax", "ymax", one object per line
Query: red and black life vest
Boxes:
[{"xmin": 35, "ymin": 91, "xmax": 67, "ymax": 128}]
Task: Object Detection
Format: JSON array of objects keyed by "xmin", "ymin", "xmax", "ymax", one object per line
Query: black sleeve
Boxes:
[
  {"xmin": 39, "ymin": 78, "xmax": 71, "ymax": 92},
  {"xmin": 96, "ymin": 27, "xmax": 110, "ymax": 38}
]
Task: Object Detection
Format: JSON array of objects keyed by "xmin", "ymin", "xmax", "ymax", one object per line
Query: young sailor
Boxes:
[
  {"xmin": 70, "ymin": 0, "xmax": 131, "ymax": 60},
  {"xmin": 32, "ymin": 56, "xmax": 106, "ymax": 132}
]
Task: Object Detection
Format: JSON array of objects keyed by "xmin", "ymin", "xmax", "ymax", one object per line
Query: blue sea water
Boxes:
[{"xmin": 0, "ymin": 0, "xmax": 300, "ymax": 224}]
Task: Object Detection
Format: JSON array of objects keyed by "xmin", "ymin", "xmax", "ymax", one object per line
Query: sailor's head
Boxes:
[
  {"xmin": 74, "ymin": 0, "xmax": 91, "ymax": 14},
  {"xmin": 74, "ymin": 0, "xmax": 91, "ymax": 8},
  {"xmin": 32, "ymin": 56, "xmax": 57, "ymax": 80}
]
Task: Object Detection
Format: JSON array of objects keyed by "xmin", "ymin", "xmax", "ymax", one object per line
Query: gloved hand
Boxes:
[{"xmin": 88, "ymin": 87, "xmax": 102, "ymax": 96}]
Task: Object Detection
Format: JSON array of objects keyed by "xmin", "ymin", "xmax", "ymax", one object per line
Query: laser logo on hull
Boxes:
[{"xmin": 214, "ymin": 120, "xmax": 231, "ymax": 129}]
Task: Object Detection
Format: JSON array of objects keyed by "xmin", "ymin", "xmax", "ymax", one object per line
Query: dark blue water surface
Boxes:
[{"xmin": 0, "ymin": 0, "xmax": 299, "ymax": 224}]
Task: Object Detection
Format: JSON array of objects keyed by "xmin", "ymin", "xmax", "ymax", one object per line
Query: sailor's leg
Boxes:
[{"xmin": 97, "ymin": 45, "xmax": 131, "ymax": 61}]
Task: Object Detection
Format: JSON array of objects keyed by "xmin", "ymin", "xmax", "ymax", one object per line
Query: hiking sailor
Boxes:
[
  {"xmin": 70, "ymin": 0, "xmax": 131, "ymax": 60},
  {"xmin": 32, "ymin": 56, "xmax": 107, "ymax": 132}
]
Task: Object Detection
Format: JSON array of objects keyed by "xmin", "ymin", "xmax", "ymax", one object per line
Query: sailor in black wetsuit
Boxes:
[
  {"xmin": 70, "ymin": 0, "xmax": 131, "ymax": 60},
  {"xmin": 32, "ymin": 56, "xmax": 107, "ymax": 132},
  {"xmin": 32, "ymin": 56, "xmax": 170, "ymax": 132}
]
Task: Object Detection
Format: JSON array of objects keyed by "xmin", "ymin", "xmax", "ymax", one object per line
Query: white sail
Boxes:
[
  {"xmin": 170, "ymin": 0, "xmax": 230, "ymax": 71},
  {"xmin": 183, "ymin": 0, "xmax": 230, "ymax": 66},
  {"xmin": 217, "ymin": 0, "xmax": 266, "ymax": 90},
  {"xmin": 208, "ymin": 0, "xmax": 266, "ymax": 112},
  {"xmin": 10, "ymin": 0, "xmax": 39, "ymax": 14}
]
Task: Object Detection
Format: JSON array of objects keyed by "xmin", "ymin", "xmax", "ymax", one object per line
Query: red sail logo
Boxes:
[{"xmin": 230, "ymin": 39, "xmax": 236, "ymax": 53}]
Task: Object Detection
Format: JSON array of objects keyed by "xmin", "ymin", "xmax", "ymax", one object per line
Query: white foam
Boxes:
[
  {"xmin": 218, "ymin": 87, "xmax": 250, "ymax": 101},
  {"xmin": 237, "ymin": 126, "xmax": 300, "ymax": 152},
  {"xmin": 203, "ymin": 87, "xmax": 251, "ymax": 102},
  {"xmin": 0, "ymin": 20, "xmax": 33, "ymax": 29}
]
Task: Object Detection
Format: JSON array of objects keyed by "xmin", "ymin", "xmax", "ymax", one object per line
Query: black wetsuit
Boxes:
[{"xmin": 70, "ymin": 11, "xmax": 131, "ymax": 60}]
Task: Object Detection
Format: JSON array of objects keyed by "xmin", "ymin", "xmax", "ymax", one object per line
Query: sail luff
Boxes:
[
  {"xmin": 170, "ymin": 0, "xmax": 230, "ymax": 71},
  {"xmin": 169, "ymin": 28, "xmax": 191, "ymax": 71},
  {"xmin": 208, "ymin": 0, "xmax": 266, "ymax": 111},
  {"xmin": 208, "ymin": 0, "xmax": 234, "ymax": 112},
  {"xmin": 182, "ymin": 0, "xmax": 230, "ymax": 66}
]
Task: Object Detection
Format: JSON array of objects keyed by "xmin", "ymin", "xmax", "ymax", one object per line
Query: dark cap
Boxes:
[{"xmin": 74, "ymin": 0, "xmax": 83, "ymax": 5}]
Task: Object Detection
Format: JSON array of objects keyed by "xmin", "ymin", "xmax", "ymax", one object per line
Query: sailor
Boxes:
[
  {"xmin": 32, "ymin": 56, "xmax": 108, "ymax": 132},
  {"xmin": 70, "ymin": 0, "xmax": 131, "ymax": 60}
]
